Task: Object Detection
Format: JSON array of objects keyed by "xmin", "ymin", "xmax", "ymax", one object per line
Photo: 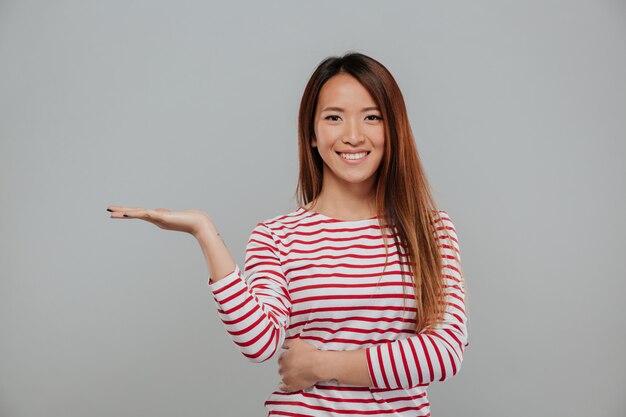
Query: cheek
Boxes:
[
  {"xmin": 362, "ymin": 124, "xmax": 385, "ymax": 145},
  {"xmin": 373, "ymin": 126, "xmax": 386, "ymax": 144},
  {"xmin": 316, "ymin": 124, "xmax": 334, "ymax": 140},
  {"xmin": 315, "ymin": 128, "xmax": 338, "ymax": 152}
]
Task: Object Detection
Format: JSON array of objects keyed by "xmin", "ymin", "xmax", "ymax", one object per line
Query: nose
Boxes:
[{"xmin": 342, "ymin": 117, "xmax": 365, "ymax": 145}]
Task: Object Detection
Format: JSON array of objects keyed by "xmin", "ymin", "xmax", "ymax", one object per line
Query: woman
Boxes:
[{"xmin": 108, "ymin": 52, "xmax": 468, "ymax": 416}]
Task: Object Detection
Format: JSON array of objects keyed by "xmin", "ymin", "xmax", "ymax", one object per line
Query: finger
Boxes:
[
  {"xmin": 120, "ymin": 209, "xmax": 158, "ymax": 221},
  {"xmin": 108, "ymin": 206, "xmax": 147, "ymax": 219},
  {"xmin": 107, "ymin": 205, "xmax": 145, "ymax": 212},
  {"xmin": 112, "ymin": 209, "xmax": 148, "ymax": 219},
  {"xmin": 129, "ymin": 208, "xmax": 172, "ymax": 219}
]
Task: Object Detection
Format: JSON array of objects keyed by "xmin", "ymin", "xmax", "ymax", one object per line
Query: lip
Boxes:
[{"xmin": 336, "ymin": 150, "xmax": 371, "ymax": 154}]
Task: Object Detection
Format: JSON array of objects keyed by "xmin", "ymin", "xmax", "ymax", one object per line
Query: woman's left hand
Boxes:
[{"xmin": 277, "ymin": 337, "xmax": 322, "ymax": 392}]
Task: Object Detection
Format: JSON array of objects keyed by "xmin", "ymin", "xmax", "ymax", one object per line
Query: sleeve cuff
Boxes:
[
  {"xmin": 365, "ymin": 345, "xmax": 380, "ymax": 388},
  {"xmin": 207, "ymin": 264, "xmax": 241, "ymax": 291}
]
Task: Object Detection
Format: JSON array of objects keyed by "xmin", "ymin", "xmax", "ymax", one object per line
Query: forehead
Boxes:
[{"xmin": 317, "ymin": 73, "xmax": 377, "ymax": 107}]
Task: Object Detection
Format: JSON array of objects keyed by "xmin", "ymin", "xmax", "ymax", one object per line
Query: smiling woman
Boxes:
[{"xmin": 108, "ymin": 51, "xmax": 467, "ymax": 417}]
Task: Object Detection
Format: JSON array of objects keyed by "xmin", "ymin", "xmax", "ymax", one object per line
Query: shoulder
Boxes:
[
  {"xmin": 259, "ymin": 207, "xmax": 303, "ymax": 226},
  {"xmin": 250, "ymin": 207, "xmax": 315, "ymax": 238},
  {"xmin": 432, "ymin": 209, "xmax": 456, "ymax": 231}
]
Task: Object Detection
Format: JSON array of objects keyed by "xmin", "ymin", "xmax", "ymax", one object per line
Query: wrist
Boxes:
[
  {"xmin": 193, "ymin": 217, "xmax": 217, "ymax": 240},
  {"xmin": 193, "ymin": 219, "xmax": 236, "ymax": 283},
  {"xmin": 313, "ymin": 348, "xmax": 373, "ymax": 387},
  {"xmin": 313, "ymin": 349, "xmax": 335, "ymax": 382}
]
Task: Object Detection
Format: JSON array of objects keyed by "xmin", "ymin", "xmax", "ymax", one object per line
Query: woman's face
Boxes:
[{"xmin": 312, "ymin": 72, "xmax": 385, "ymax": 190}]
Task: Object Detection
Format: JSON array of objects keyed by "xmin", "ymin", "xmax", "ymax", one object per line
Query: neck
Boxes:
[{"xmin": 307, "ymin": 168, "xmax": 378, "ymax": 220}]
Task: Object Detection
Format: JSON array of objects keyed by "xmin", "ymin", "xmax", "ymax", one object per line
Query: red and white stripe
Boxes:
[{"xmin": 208, "ymin": 207, "xmax": 468, "ymax": 416}]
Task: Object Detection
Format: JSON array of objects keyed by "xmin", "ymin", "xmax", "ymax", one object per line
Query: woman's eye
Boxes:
[{"xmin": 324, "ymin": 115, "xmax": 382, "ymax": 121}]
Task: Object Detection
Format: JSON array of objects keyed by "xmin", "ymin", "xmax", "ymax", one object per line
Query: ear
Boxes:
[{"xmin": 311, "ymin": 137, "xmax": 317, "ymax": 148}]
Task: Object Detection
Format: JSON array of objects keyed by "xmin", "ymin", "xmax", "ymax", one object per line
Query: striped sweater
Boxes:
[{"xmin": 207, "ymin": 206, "xmax": 468, "ymax": 416}]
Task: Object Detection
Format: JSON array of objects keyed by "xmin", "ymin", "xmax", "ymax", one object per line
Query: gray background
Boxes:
[{"xmin": 1, "ymin": 0, "xmax": 625, "ymax": 416}]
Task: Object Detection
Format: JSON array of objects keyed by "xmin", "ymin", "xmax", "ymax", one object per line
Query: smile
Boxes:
[{"xmin": 337, "ymin": 151, "xmax": 370, "ymax": 161}]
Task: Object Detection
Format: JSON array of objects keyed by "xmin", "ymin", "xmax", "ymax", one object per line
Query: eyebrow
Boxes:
[{"xmin": 320, "ymin": 106, "xmax": 380, "ymax": 112}]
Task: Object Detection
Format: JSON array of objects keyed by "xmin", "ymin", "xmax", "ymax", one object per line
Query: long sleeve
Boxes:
[
  {"xmin": 365, "ymin": 211, "xmax": 468, "ymax": 389},
  {"xmin": 207, "ymin": 222, "xmax": 291, "ymax": 363}
]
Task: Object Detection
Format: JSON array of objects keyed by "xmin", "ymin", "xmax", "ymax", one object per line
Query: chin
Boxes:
[{"xmin": 339, "ymin": 174, "xmax": 376, "ymax": 185}]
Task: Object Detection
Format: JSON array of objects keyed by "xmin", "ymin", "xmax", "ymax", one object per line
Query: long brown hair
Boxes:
[{"xmin": 294, "ymin": 51, "xmax": 461, "ymax": 333}]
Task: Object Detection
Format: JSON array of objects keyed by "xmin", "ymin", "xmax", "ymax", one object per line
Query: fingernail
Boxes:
[
  {"xmin": 106, "ymin": 209, "xmax": 112, "ymax": 212},
  {"xmin": 123, "ymin": 214, "xmax": 128, "ymax": 217}
]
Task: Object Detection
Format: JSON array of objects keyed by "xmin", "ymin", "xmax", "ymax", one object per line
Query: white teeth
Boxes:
[{"xmin": 339, "ymin": 152, "xmax": 368, "ymax": 160}]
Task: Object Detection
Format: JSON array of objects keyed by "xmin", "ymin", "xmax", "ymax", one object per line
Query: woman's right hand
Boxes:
[{"xmin": 107, "ymin": 205, "xmax": 212, "ymax": 238}]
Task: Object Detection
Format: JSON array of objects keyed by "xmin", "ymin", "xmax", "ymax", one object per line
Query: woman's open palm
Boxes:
[{"xmin": 107, "ymin": 205, "xmax": 211, "ymax": 237}]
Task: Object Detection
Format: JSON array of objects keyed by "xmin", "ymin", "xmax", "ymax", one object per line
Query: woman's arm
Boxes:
[
  {"xmin": 108, "ymin": 206, "xmax": 291, "ymax": 364},
  {"xmin": 202, "ymin": 221, "xmax": 291, "ymax": 364},
  {"xmin": 315, "ymin": 284, "xmax": 467, "ymax": 388},
  {"xmin": 313, "ymin": 309, "xmax": 466, "ymax": 388},
  {"xmin": 280, "ymin": 277, "xmax": 466, "ymax": 390},
  {"xmin": 278, "ymin": 337, "xmax": 372, "ymax": 392}
]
